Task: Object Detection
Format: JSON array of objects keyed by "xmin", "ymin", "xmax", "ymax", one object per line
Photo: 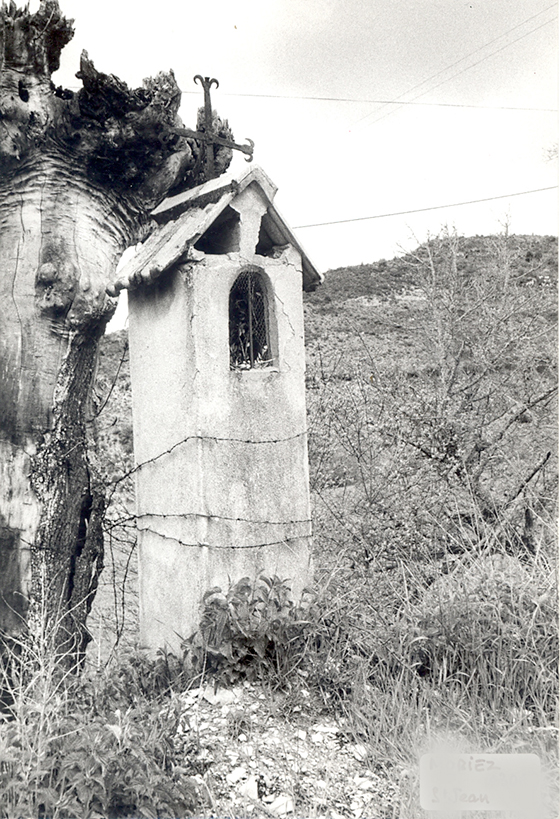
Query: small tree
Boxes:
[{"xmin": 309, "ymin": 230, "xmax": 557, "ymax": 567}]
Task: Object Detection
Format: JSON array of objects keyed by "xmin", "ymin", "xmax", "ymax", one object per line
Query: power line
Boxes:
[
  {"xmin": 373, "ymin": 17, "xmax": 556, "ymax": 125},
  {"xmin": 352, "ymin": 5, "xmax": 556, "ymax": 127},
  {"xmin": 352, "ymin": 5, "xmax": 557, "ymax": 129},
  {"xmin": 62, "ymin": 83, "xmax": 555, "ymax": 113},
  {"xmin": 293, "ymin": 186, "xmax": 558, "ymax": 229},
  {"xmin": 359, "ymin": 17, "xmax": 557, "ymax": 128},
  {"xmin": 213, "ymin": 92, "xmax": 555, "ymax": 114},
  {"xmin": 62, "ymin": 5, "xmax": 557, "ymax": 119}
]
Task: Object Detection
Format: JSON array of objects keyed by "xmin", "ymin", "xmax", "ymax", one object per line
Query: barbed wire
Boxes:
[
  {"xmin": 136, "ymin": 511, "xmax": 312, "ymax": 526},
  {"xmin": 109, "ymin": 430, "xmax": 309, "ymax": 486},
  {"xmin": 136, "ymin": 526, "xmax": 312, "ymax": 551}
]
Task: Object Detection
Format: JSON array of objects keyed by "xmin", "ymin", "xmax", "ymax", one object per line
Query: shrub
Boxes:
[
  {"xmin": 308, "ymin": 229, "xmax": 557, "ymax": 571},
  {"xmin": 404, "ymin": 551, "xmax": 558, "ymax": 716},
  {"xmin": 0, "ymin": 637, "xmax": 204, "ymax": 819}
]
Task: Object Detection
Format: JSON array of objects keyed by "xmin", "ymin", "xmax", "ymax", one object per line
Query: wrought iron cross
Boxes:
[{"xmin": 172, "ymin": 75, "xmax": 254, "ymax": 181}]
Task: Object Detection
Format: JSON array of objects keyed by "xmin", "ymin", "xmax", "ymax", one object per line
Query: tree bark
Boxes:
[{"xmin": 0, "ymin": 0, "xmax": 233, "ymax": 665}]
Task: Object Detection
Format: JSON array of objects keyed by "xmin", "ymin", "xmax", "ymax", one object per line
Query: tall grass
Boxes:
[
  {"xmin": 298, "ymin": 520, "xmax": 558, "ymax": 816},
  {"xmin": 301, "ymin": 230, "xmax": 558, "ymax": 814},
  {"xmin": 0, "ymin": 616, "xmax": 203, "ymax": 819}
]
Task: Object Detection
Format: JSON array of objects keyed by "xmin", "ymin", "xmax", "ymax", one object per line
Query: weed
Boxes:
[
  {"xmin": 184, "ymin": 575, "xmax": 321, "ymax": 687},
  {"xmin": 0, "ymin": 632, "xmax": 204, "ymax": 819}
]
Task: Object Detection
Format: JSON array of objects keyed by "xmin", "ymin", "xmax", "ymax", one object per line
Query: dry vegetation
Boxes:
[
  {"xmin": 301, "ymin": 231, "xmax": 558, "ymax": 815},
  {"xmin": 0, "ymin": 231, "xmax": 556, "ymax": 818}
]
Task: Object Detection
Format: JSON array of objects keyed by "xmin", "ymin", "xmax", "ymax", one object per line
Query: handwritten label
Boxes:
[{"xmin": 420, "ymin": 753, "xmax": 541, "ymax": 812}]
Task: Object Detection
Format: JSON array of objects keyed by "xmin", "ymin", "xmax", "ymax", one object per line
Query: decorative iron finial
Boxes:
[{"xmin": 172, "ymin": 75, "xmax": 254, "ymax": 181}]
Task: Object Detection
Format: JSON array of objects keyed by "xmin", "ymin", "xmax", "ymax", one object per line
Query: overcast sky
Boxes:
[{"xmin": 39, "ymin": 0, "xmax": 557, "ymax": 273}]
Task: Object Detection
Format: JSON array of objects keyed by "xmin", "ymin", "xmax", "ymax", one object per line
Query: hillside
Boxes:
[
  {"xmin": 87, "ymin": 232, "xmax": 558, "ymax": 817},
  {"xmin": 303, "ymin": 233, "xmax": 557, "ymax": 369},
  {"xmin": 302, "ymin": 234, "xmax": 557, "ymax": 496},
  {"xmin": 92, "ymin": 232, "xmax": 558, "ymax": 645},
  {"xmin": 309, "ymin": 234, "xmax": 557, "ymax": 307}
]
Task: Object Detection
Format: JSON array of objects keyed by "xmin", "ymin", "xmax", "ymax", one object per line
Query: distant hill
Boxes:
[{"xmin": 306, "ymin": 234, "xmax": 557, "ymax": 309}]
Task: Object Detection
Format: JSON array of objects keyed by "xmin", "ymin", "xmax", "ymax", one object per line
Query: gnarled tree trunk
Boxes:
[{"xmin": 0, "ymin": 0, "xmax": 232, "ymax": 665}]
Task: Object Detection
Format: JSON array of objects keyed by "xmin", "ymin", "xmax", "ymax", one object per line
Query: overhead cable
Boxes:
[
  {"xmin": 293, "ymin": 186, "xmax": 558, "ymax": 229},
  {"xmin": 214, "ymin": 92, "xmax": 555, "ymax": 114},
  {"xmin": 352, "ymin": 6, "xmax": 557, "ymax": 129},
  {"xmin": 63, "ymin": 83, "xmax": 555, "ymax": 111}
]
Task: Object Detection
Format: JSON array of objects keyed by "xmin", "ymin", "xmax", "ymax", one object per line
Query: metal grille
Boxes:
[{"xmin": 229, "ymin": 271, "xmax": 272, "ymax": 369}]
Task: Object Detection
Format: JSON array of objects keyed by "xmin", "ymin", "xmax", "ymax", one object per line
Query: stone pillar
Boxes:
[{"xmin": 128, "ymin": 242, "xmax": 312, "ymax": 653}]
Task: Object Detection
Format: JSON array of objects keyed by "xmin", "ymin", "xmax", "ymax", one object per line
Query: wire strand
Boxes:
[
  {"xmin": 293, "ymin": 186, "xmax": 558, "ymax": 229},
  {"xmin": 209, "ymin": 92, "xmax": 556, "ymax": 114},
  {"xmin": 361, "ymin": 16, "xmax": 557, "ymax": 130},
  {"xmin": 88, "ymin": 335, "xmax": 128, "ymax": 421},
  {"xmin": 352, "ymin": 5, "xmax": 557, "ymax": 129},
  {"xmin": 61, "ymin": 84, "xmax": 556, "ymax": 114},
  {"xmin": 137, "ymin": 527, "xmax": 311, "ymax": 551},
  {"xmin": 137, "ymin": 511, "xmax": 313, "ymax": 526},
  {"xmin": 110, "ymin": 430, "xmax": 309, "ymax": 486}
]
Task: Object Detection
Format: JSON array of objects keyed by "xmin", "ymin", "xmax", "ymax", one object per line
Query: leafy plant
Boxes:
[
  {"xmin": 0, "ymin": 634, "xmax": 204, "ymax": 819},
  {"xmin": 185, "ymin": 575, "xmax": 319, "ymax": 685}
]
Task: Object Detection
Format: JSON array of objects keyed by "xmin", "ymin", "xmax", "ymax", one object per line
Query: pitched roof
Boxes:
[{"xmin": 108, "ymin": 165, "xmax": 323, "ymax": 297}]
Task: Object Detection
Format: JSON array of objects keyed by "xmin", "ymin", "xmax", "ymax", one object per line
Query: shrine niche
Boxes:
[{"xmin": 109, "ymin": 165, "xmax": 322, "ymax": 653}]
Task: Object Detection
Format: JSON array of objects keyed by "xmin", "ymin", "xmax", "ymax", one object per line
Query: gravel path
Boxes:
[{"xmin": 168, "ymin": 682, "xmax": 401, "ymax": 818}]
